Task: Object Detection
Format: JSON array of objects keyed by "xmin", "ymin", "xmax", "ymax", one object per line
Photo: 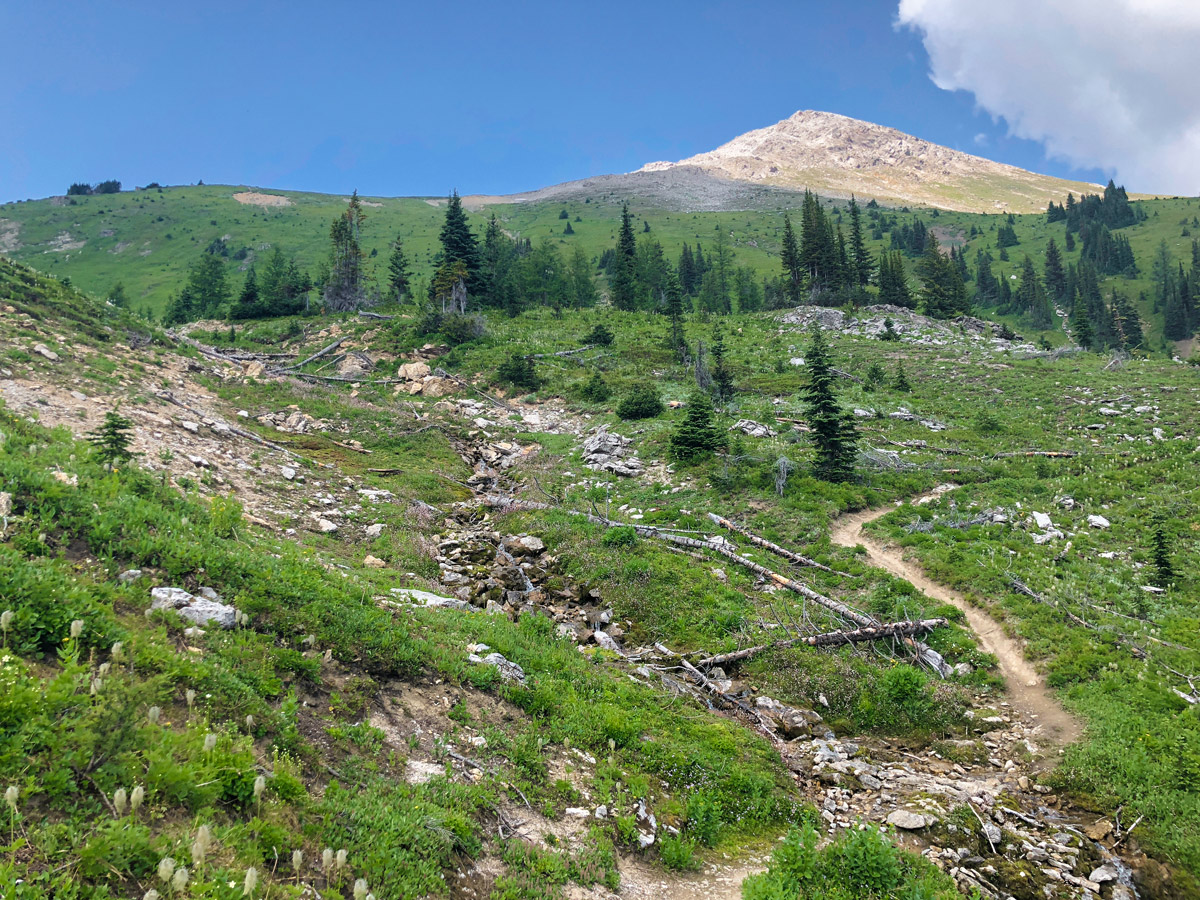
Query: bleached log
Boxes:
[
  {"xmin": 697, "ymin": 618, "xmax": 948, "ymax": 669},
  {"xmin": 706, "ymin": 513, "xmax": 850, "ymax": 576}
]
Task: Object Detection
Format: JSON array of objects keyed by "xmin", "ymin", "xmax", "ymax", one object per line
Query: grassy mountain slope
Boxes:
[
  {"xmin": 3, "ymin": 253, "xmax": 1200, "ymax": 897},
  {"xmin": 4, "ymin": 184, "xmax": 1200, "ymax": 351}
]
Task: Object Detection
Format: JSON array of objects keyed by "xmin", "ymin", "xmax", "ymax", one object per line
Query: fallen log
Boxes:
[
  {"xmin": 579, "ymin": 512, "xmax": 950, "ymax": 677},
  {"xmin": 169, "ymin": 332, "xmax": 295, "ymax": 364},
  {"xmin": 358, "ymin": 311, "xmax": 396, "ymax": 320},
  {"xmin": 697, "ymin": 618, "xmax": 948, "ymax": 669},
  {"xmin": 281, "ymin": 372, "xmax": 407, "ymax": 385},
  {"xmin": 525, "ymin": 345, "xmax": 594, "ymax": 359},
  {"xmin": 989, "ymin": 451, "xmax": 1078, "ymax": 459},
  {"xmin": 156, "ymin": 391, "xmax": 301, "ymax": 459},
  {"xmin": 271, "ymin": 337, "xmax": 345, "ymax": 373},
  {"xmin": 706, "ymin": 513, "xmax": 851, "ymax": 576}
]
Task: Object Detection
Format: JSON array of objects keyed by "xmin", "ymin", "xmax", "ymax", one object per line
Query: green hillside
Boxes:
[
  {"xmin": 4, "ymin": 251, "xmax": 1200, "ymax": 897},
  {"xmin": 3, "ymin": 184, "xmax": 1199, "ymax": 350}
]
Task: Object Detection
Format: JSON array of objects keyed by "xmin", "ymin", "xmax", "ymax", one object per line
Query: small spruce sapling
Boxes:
[
  {"xmin": 495, "ymin": 354, "xmax": 541, "ymax": 391},
  {"xmin": 892, "ymin": 362, "xmax": 912, "ymax": 393},
  {"xmin": 582, "ymin": 323, "xmax": 615, "ymax": 346},
  {"xmin": 616, "ymin": 385, "xmax": 664, "ymax": 420},
  {"xmin": 1150, "ymin": 513, "xmax": 1175, "ymax": 588},
  {"xmin": 580, "ymin": 371, "xmax": 611, "ymax": 402},
  {"xmin": 669, "ymin": 392, "xmax": 726, "ymax": 462},
  {"xmin": 88, "ymin": 409, "xmax": 137, "ymax": 470},
  {"xmin": 864, "ymin": 362, "xmax": 886, "ymax": 392}
]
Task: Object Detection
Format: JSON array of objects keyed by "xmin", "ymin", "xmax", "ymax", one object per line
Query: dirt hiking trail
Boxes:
[{"xmin": 831, "ymin": 491, "xmax": 1083, "ymax": 750}]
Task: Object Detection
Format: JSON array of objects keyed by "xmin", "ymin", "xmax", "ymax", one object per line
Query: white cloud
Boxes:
[{"xmin": 897, "ymin": 0, "xmax": 1200, "ymax": 194}]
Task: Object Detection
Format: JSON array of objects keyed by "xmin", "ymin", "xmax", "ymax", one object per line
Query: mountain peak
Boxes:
[{"xmin": 639, "ymin": 110, "xmax": 1098, "ymax": 212}]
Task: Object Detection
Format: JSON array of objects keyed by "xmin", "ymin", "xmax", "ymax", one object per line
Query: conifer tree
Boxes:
[
  {"xmin": 439, "ymin": 191, "xmax": 480, "ymax": 286},
  {"xmin": 230, "ymin": 267, "xmax": 261, "ymax": 319},
  {"xmin": 678, "ymin": 244, "xmax": 696, "ymax": 295},
  {"xmin": 325, "ymin": 191, "xmax": 367, "ymax": 311},
  {"xmin": 88, "ymin": 409, "xmax": 137, "ymax": 471},
  {"xmin": 106, "ymin": 282, "xmax": 127, "ymax": 307},
  {"xmin": 780, "ymin": 213, "xmax": 803, "ymax": 305},
  {"xmin": 669, "ymin": 392, "xmax": 725, "ymax": 463},
  {"xmin": 892, "ymin": 361, "xmax": 912, "ymax": 392},
  {"xmin": 479, "ymin": 215, "xmax": 515, "ymax": 310},
  {"xmin": 1070, "ymin": 298, "xmax": 1095, "ymax": 349},
  {"xmin": 848, "ymin": 196, "xmax": 871, "ymax": 286},
  {"xmin": 664, "ymin": 268, "xmax": 687, "ymax": 364},
  {"xmin": 1163, "ymin": 278, "xmax": 1190, "ymax": 341},
  {"xmin": 569, "ymin": 245, "xmax": 597, "ymax": 308},
  {"xmin": 387, "ymin": 236, "xmax": 412, "ymax": 301},
  {"xmin": 1017, "ymin": 255, "xmax": 1053, "ymax": 329},
  {"xmin": 710, "ymin": 321, "xmax": 734, "ymax": 403},
  {"xmin": 801, "ymin": 327, "xmax": 858, "ymax": 482},
  {"xmin": 611, "ymin": 204, "xmax": 639, "ymax": 310},
  {"xmin": 1150, "ymin": 514, "xmax": 1175, "ymax": 588},
  {"xmin": 916, "ymin": 231, "xmax": 967, "ymax": 318},
  {"xmin": 1043, "ymin": 238, "xmax": 1067, "ymax": 304},
  {"xmin": 1111, "ymin": 292, "xmax": 1144, "ymax": 349}
]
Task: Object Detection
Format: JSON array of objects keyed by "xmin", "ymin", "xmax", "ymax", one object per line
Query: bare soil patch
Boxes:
[{"xmin": 233, "ymin": 191, "xmax": 292, "ymax": 207}]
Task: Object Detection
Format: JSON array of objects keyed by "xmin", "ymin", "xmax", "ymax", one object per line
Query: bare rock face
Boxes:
[
  {"xmin": 149, "ymin": 586, "xmax": 238, "ymax": 629},
  {"xmin": 755, "ymin": 696, "xmax": 831, "ymax": 741},
  {"xmin": 640, "ymin": 110, "xmax": 1098, "ymax": 213},
  {"xmin": 582, "ymin": 426, "xmax": 642, "ymax": 476},
  {"xmin": 732, "ymin": 419, "xmax": 777, "ymax": 438},
  {"xmin": 886, "ymin": 809, "xmax": 930, "ymax": 830}
]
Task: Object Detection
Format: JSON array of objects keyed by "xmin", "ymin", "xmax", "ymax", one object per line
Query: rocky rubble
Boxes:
[
  {"xmin": 255, "ymin": 408, "xmax": 329, "ymax": 434},
  {"xmin": 581, "ymin": 426, "xmax": 643, "ymax": 476},
  {"xmin": 393, "ymin": 360, "xmax": 456, "ymax": 397},
  {"xmin": 731, "ymin": 419, "xmax": 777, "ymax": 438},
  {"xmin": 149, "ymin": 586, "xmax": 240, "ymax": 629},
  {"xmin": 783, "ymin": 725, "xmax": 1140, "ymax": 899},
  {"xmin": 426, "ymin": 527, "xmax": 627, "ymax": 652},
  {"xmin": 779, "ymin": 304, "xmax": 1039, "ymax": 353}
]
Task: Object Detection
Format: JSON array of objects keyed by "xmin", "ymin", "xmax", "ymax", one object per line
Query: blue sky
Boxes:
[{"xmin": 0, "ymin": 0, "xmax": 1114, "ymax": 202}]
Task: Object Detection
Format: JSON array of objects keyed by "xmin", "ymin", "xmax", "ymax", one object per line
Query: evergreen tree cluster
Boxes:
[
  {"xmin": 469, "ymin": 213, "xmax": 595, "ymax": 315},
  {"xmin": 230, "ymin": 248, "xmax": 312, "ymax": 320},
  {"xmin": 1079, "ymin": 221, "xmax": 1138, "ymax": 277},
  {"xmin": 601, "ymin": 206, "xmax": 761, "ymax": 314},
  {"xmin": 888, "ymin": 215, "xmax": 929, "ymax": 254},
  {"xmin": 776, "ymin": 193, "xmax": 871, "ymax": 305},
  {"xmin": 876, "ymin": 251, "xmax": 914, "ymax": 308},
  {"xmin": 1057, "ymin": 181, "xmax": 1142, "ymax": 232},
  {"xmin": 67, "ymin": 180, "xmax": 121, "ymax": 196},
  {"xmin": 1160, "ymin": 239, "xmax": 1200, "ymax": 341},
  {"xmin": 914, "ymin": 231, "xmax": 969, "ymax": 318},
  {"xmin": 163, "ymin": 254, "xmax": 231, "ymax": 325}
]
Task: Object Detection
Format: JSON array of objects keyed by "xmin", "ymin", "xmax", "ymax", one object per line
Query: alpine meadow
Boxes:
[{"xmin": 3, "ymin": 8, "xmax": 1200, "ymax": 900}]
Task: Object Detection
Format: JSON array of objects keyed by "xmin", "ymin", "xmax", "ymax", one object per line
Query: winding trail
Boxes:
[{"xmin": 830, "ymin": 493, "xmax": 1082, "ymax": 750}]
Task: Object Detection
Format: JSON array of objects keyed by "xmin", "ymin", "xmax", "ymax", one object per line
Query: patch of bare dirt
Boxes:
[
  {"xmin": 232, "ymin": 191, "xmax": 292, "ymax": 207},
  {"xmin": 830, "ymin": 488, "xmax": 1083, "ymax": 749},
  {"xmin": 44, "ymin": 231, "xmax": 86, "ymax": 253}
]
